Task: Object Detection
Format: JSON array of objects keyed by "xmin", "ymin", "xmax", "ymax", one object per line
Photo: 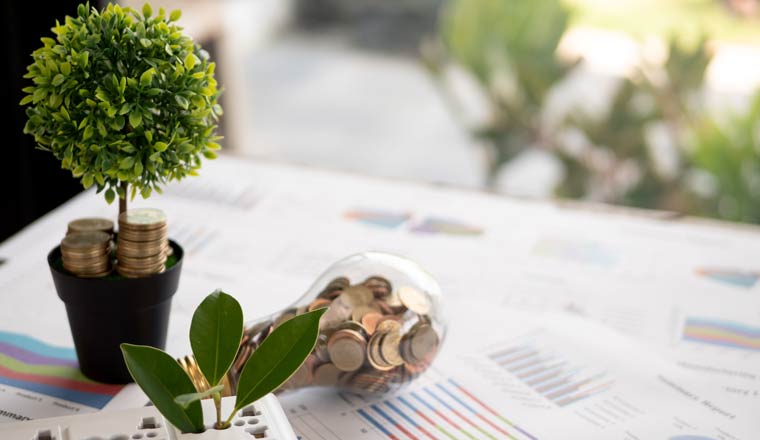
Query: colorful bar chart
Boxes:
[
  {"xmin": 695, "ymin": 268, "xmax": 759, "ymax": 289},
  {"xmin": 0, "ymin": 331, "xmax": 123, "ymax": 409},
  {"xmin": 489, "ymin": 342, "xmax": 613, "ymax": 407},
  {"xmin": 410, "ymin": 218, "xmax": 483, "ymax": 237},
  {"xmin": 681, "ymin": 318, "xmax": 760, "ymax": 352},
  {"xmin": 355, "ymin": 379, "xmax": 537, "ymax": 440},
  {"xmin": 344, "ymin": 209, "xmax": 411, "ymax": 229}
]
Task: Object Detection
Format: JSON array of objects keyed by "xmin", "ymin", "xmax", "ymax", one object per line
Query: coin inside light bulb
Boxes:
[{"xmin": 228, "ymin": 252, "xmax": 446, "ymax": 394}]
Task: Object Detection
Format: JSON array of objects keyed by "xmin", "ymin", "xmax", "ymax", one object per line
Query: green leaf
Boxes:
[
  {"xmin": 175, "ymin": 95, "xmax": 189, "ymax": 110},
  {"xmin": 82, "ymin": 173, "xmax": 94, "ymax": 189},
  {"xmin": 140, "ymin": 68, "xmax": 155, "ymax": 86},
  {"xmin": 80, "ymin": 51, "xmax": 89, "ymax": 68},
  {"xmin": 52, "ymin": 74, "xmax": 65, "ymax": 86},
  {"xmin": 120, "ymin": 156, "xmax": 135, "ymax": 169},
  {"xmin": 140, "ymin": 38, "xmax": 152, "ymax": 48},
  {"xmin": 121, "ymin": 344, "xmax": 204, "ymax": 434},
  {"xmin": 154, "ymin": 141, "xmax": 168, "ymax": 152},
  {"xmin": 190, "ymin": 290, "xmax": 243, "ymax": 387},
  {"xmin": 19, "ymin": 95, "xmax": 33, "ymax": 105},
  {"xmin": 83, "ymin": 125, "xmax": 94, "ymax": 141},
  {"xmin": 106, "ymin": 188, "xmax": 116, "ymax": 205},
  {"xmin": 184, "ymin": 53, "xmax": 198, "ymax": 70},
  {"xmin": 60, "ymin": 62, "xmax": 71, "ymax": 76},
  {"xmin": 32, "ymin": 88, "xmax": 46, "ymax": 103},
  {"xmin": 142, "ymin": 3, "xmax": 153, "ymax": 18},
  {"xmin": 134, "ymin": 160, "xmax": 144, "ymax": 176},
  {"xmin": 110, "ymin": 115, "xmax": 125, "ymax": 131},
  {"xmin": 234, "ymin": 308, "xmax": 326, "ymax": 412},
  {"xmin": 169, "ymin": 9, "xmax": 182, "ymax": 21},
  {"xmin": 49, "ymin": 94, "xmax": 62, "ymax": 108},
  {"xmin": 129, "ymin": 110, "xmax": 142, "ymax": 128},
  {"xmin": 174, "ymin": 384, "xmax": 224, "ymax": 409}
]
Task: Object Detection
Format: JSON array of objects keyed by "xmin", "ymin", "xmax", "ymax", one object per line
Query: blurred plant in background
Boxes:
[
  {"xmin": 426, "ymin": 0, "xmax": 760, "ymax": 224},
  {"xmin": 690, "ymin": 92, "xmax": 760, "ymax": 222}
]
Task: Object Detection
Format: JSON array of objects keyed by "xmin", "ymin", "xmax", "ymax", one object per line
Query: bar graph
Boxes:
[
  {"xmin": 489, "ymin": 340, "xmax": 614, "ymax": 407},
  {"xmin": 354, "ymin": 379, "xmax": 537, "ymax": 440},
  {"xmin": 0, "ymin": 331, "xmax": 123, "ymax": 409},
  {"xmin": 410, "ymin": 218, "xmax": 484, "ymax": 236},
  {"xmin": 681, "ymin": 317, "xmax": 760, "ymax": 352},
  {"xmin": 344, "ymin": 209, "xmax": 411, "ymax": 229},
  {"xmin": 695, "ymin": 268, "xmax": 759, "ymax": 289}
]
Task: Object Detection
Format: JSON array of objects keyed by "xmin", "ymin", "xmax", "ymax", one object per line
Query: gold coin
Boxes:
[
  {"xmin": 327, "ymin": 329, "xmax": 366, "ymax": 372},
  {"xmin": 116, "ymin": 241, "xmax": 165, "ymax": 257},
  {"xmin": 336, "ymin": 320, "xmax": 370, "ymax": 338},
  {"xmin": 313, "ymin": 362, "xmax": 342, "ymax": 386},
  {"xmin": 361, "ymin": 312, "xmax": 384, "ymax": 335},
  {"xmin": 351, "ymin": 304, "xmax": 379, "ymax": 323},
  {"xmin": 118, "ymin": 208, "xmax": 167, "ymax": 229},
  {"xmin": 379, "ymin": 331, "xmax": 404, "ymax": 367},
  {"xmin": 67, "ymin": 218, "xmax": 114, "ymax": 235},
  {"xmin": 61, "ymin": 231, "xmax": 111, "ymax": 250},
  {"xmin": 117, "ymin": 225, "xmax": 167, "ymax": 242},
  {"xmin": 341, "ymin": 286, "xmax": 374, "ymax": 306},
  {"xmin": 313, "ymin": 334, "xmax": 331, "ymax": 362},
  {"xmin": 351, "ymin": 371, "xmax": 392, "ymax": 393},
  {"xmin": 116, "ymin": 262, "xmax": 164, "ymax": 278},
  {"xmin": 117, "ymin": 253, "xmax": 166, "ymax": 267},
  {"xmin": 61, "ymin": 247, "xmax": 110, "ymax": 259},
  {"xmin": 319, "ymin": 297, "xmax": 352, "ymax": 331},
  {"xmin": 362, "ymin": 276, "xmax": 392, "ymax": 298},
  {"xmin": 324, "ymin": 277, "xmax": 350, "ymax": 291},
  {"xmin": 367, "ymin": 333, "xmax": 395, "ymax": 371},
  {"xmin": 61, "ymin": 249, "xmax": 110, "ymax": 259},
  {"xmin": 409, "ymin": 324, "xmax": 439, "ymax": 362},
  {"xmin": 75, "ymin": 268, "xmax": 112, "ymax": 278},
  {"xmin": 397, "ymin": 286, "xmax": 431, "ymax": 315},
  {"xmin": 63, "ymin": 260, "xmax": 110, "ymax": 273},
  {"xmin": 375, "ymin": 317, "xmax": 402, "ymax": 334}
]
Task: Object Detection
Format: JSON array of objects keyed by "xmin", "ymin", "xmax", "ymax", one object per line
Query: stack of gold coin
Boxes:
[
  {"xmin": 67, "ymin": 218, "xmax": 114, "ymax": 236},
  {"xmin": 116, "ymin": 208, "xmax": 168, "ymax": 278},
  {"xmin": 229, "ymin": 276, "xmax": 442, "ymax": 395},
  {"xmin": 60, "ymin": 231, "xmax": 112, "ymax": 278}
]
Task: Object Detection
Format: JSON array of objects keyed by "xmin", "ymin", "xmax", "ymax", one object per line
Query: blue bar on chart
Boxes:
[
  {"xmin": 354, "ymin": 379, "xmax": 537, "ymax": 440},
  {"xmin": 489, "ymin": 341, "xmax": 614, "ymax": 407}
]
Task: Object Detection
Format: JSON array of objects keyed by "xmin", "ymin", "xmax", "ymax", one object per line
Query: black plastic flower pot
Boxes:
[{"xmin": 47, "ymin": 240, "xmax": 183, "ymax": 384}]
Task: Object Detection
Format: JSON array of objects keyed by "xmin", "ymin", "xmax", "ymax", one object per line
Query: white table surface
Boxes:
[{"xmin": 1, "ymin": 154, "xmax": 759, "ymax": 437}]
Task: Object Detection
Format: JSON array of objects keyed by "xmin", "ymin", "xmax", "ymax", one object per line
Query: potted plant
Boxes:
[
  {"xmin": 122, "ymin": 290, "xmax": 326, "ymax": 437},
  {"xmin": 20, "ymin": 2, "xmax": 223, "ymax": 383}
]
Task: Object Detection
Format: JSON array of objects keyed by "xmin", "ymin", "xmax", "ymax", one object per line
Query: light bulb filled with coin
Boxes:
[{"xmin": 180, "ymin": 252, "xmax": 446, "ymax": 396}]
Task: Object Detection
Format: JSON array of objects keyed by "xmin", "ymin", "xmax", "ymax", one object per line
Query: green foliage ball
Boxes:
[{"xmin": 20, "ymin": 3, "xmax": 223, "ymax": 203}]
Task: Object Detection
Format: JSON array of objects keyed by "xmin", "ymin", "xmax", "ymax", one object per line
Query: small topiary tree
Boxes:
[{"xmin": 20, "ymin": 2, "xmax": 223, "ymax": 215}]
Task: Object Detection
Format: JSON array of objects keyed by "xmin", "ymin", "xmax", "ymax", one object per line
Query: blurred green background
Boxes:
[{"xmin": 429, "ymin": 0, "xmax": 760, "ymax": 223}]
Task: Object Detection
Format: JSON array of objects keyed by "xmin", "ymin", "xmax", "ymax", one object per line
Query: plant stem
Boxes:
[
  {"xmin": 212, "ymin": 393, "xmax": 230, "ymax": 429},
  {"xmin": 222, "ymin": 406, "xmax": 239, "ymax": 428},
  {"xmin": 119, "ymin": 182, "xmax": 128, "ymax": 216}
]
